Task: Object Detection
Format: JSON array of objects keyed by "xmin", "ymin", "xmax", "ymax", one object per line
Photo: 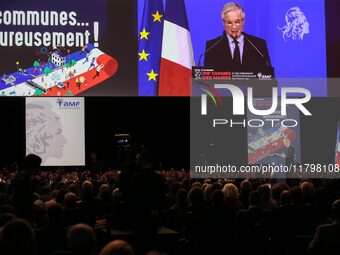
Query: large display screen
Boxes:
[
  {"xmin": 26, "ymin": 97, "xmax": 85, "ymax": 166},
  {"xmin": 138, "ymin": 0, "xmax": 327, "ymax": 95},
  {"xmin": 0, "ymin": 0, "xmax": 137, "ymax": 96},
  {"xmin": 247, "ymin": 98, "xmax": 301, "ymax": 168}
]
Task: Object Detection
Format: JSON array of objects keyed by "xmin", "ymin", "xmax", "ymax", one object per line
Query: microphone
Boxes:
[
  {"xmin": 241, "ymin": 32, "xmax": 265, "ymax": 58},
  {"xmin": 242, "ymin": 32, "xmax": 274, "ymax": 72},
  {"xmin": 197, "ymin": 32, "xmax": 226, "ymax": 66}
]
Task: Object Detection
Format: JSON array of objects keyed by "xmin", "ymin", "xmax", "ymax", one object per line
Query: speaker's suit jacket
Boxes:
[{"xmin": 204, "ymin": 32, "xmax": 273, "ymax": 74}]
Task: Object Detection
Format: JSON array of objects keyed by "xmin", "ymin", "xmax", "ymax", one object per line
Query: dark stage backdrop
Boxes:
[
  {"xmin": 0, "ymin": 97, "xmax": 340, "ymax": 170},
  {"xmin": 326, "ymin": 0, "xmax": 340, "ymax": 78},
  {"xmin": 326, "ymin": 0, "xmax": 340, "ymax": 95},
  {"xmin": 84, "ymin": 97, "xmax": 190, "ymax": 169},
  {"xmin": 0, "ymin": 98, "xmax": 25, "ymax": 166}
]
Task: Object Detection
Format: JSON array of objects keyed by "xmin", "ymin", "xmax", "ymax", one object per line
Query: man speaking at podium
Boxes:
[{"xmin": 204, "ymin": 2, "xmax": 273, "ymax": 74}]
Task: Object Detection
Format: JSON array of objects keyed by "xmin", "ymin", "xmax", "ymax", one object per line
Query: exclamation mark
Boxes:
[{"xmin": 93, "ymin": 22, "xmax": 99, "ymax": 47}]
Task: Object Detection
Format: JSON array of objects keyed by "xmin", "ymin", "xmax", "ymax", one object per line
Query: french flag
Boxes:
[
  {"xmin": 336, "ymin": 121, "xmax": 340, "ymax": 165},
  {"xmin": 158, "ymin": 0, "xmax": 194, "ymax": 96}
]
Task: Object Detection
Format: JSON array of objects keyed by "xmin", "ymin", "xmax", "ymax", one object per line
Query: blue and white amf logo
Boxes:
[
  {"xmin": 278, "ymin": 7, "xmax": 310, "ymax": 41},
  {"xmin": 56, "ymin": 98, "xmax": 81, "ymax": 109}
]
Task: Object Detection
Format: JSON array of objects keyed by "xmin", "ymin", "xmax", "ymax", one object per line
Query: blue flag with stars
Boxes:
[{"xmin": 138, "ymin": 0, "xmax": 164, "ymax": 96}]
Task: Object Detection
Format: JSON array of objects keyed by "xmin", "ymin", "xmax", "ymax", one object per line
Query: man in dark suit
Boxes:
[
  {"xmin": 308, "ymin": 199, "xmax": 340, "ymax": 255},
  {"xmin": 271, "ymin": 137, "xmax": 294, "ymax": 181},
  {"xmin": 204, "ymin": 2, "xmax": 273, "ymax": 74},
  {"xmin": 283, "ymin": 137, "xmax": 295, "ymax": 167}
]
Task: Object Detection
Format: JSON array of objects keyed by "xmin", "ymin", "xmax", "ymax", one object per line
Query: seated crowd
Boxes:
[{"xmin": 0, "ymin": 152, "xmax": 340, "ymax": 255}]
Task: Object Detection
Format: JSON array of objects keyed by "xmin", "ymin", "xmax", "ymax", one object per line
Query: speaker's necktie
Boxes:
[{"xmin": 232, "ymin": 39, "xmax": 241, "ymax": 69}]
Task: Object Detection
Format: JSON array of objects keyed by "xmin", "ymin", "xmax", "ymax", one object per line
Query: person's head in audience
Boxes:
[
  {"xmin": 56, "ymin": 188, "xmax": 69, "ymax": 204},
  {"xmin": 170, "ymin": 181, "xmax": 180, "ymax": 195},
  {"xmin": 211, "ymin": 189, "xmax": 224, "ymax": 207},
  {"xmin": 300, "ymin": 180, "xmax": 315, "ymax": 203},
  {"xmin": 257, "ymin": 184, "xmax": 272, "ymax": 202},
  {"xmin": 203, "ymin": 183, "xmax": 213, "ymax": 202},
  {"xmin": 64, "ymin": 192, "xmax": 78, "ymax": 209},
  {"xmin": 240, "ymin": 180, "xmax": 252, "ymax": 193},
  {"xmin": 211, "ymin": 182, "xmax": 223, "ymax": 191},
  {"xmin": 271, "ymin": 183, "xmax": 287, "ymax": 203},
  {"xmin": 280, "ymin": 190, "xmax": 292, "ymax": 206},
  {"xmin": 67, "ymin": 223, "xmax": 96, "ymax": 255},
  {"xmin": 68, "ymin": 183, "xmax": 79, "ymax": 196},
  {"xmin": 248, "ymin": 191, "xmax": 260, "ymax": 207},
  {"xmin": 99, "ymin": 184, "xmax": 110, "ymax": 194},
  {"xmin": 191, "ymin": 182, "xmax": 202, "ymax": 189},
  {"xmin": 222, "ymin": 183, "xmax": 239, "ymax": 200},
  {"xmin": 55, "ymin": 181, "xmax": 67, "ymax": 191},
  {"xmin": 257, "ymin": 184, "xmax": 272, "ymax": 197},
  {"xmin": 23, "ymin": 154, "xmax": 42, "ymax": 175},
  {"xmin": 38, "ymin": 184, "xmax": 53, "ymax": 202},
  {"xmin": 99, "ymin": 184, "xmax": 112, "ymax": 201},
  {"xmin": 251, "ymin": 180, "xmax": 262, "ymax": 192},
  {"xmin": 0, "ymin": 213, "xmax": 16, "ymax": 228},
  {"xmin": 135, "ymin": 147, "xmax": 153, "ymax": 169},
  {"xmin": 0, "ymin": 204, "xmax": 16, "ymax": 216},
  {"xmin": 46, "ymin": 203, "xmax": 64, "ymax": 227},
  {"xmin": 99, "ymin": 239, "xmax": 134, "ymax": 255},
  {"xmin": 45, "ymin": 198, "xmax": 57, "ymax": 208},
  {"xmin": 203, "ymin": 179, "xmax": 211, "ymax": 185},
  {"xmin": 182, "ymin": 178, "xmax": 190, "ymax": 191},
  {"xmin": 176, "ymin": 188, "xmax": 187, "ymax": 205},
  {"xmin": 289, "ymin": 186, "xmax": 303, "ymax": 205},
  {"xmin": 332, "ymin": 199, "xmax": 340, "ymax": 223},
  {"xmin": 0, "ymin": 218, "xmax": 36, "ymax": 255},
  {"xmin": 188, "ymin": 187, "xmax": 204, "ymax": 206},
  {"xmin": 82, "ymin": 181, "xmax": 94, "ymax": 198}
]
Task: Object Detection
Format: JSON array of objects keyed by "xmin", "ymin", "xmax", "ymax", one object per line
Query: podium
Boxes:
[{"xmin": 192, "ymin": 66, "xmax": 277, "ymax": 97}]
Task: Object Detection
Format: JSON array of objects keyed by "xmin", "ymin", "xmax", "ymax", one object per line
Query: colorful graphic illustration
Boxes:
[
  {"xmin": 247, "ymin": 98, "xmax": 301, "ymax": 165},
  {"xmin": 248, "ymin": 125, "xmax": 296, "ymax": 164},
  {"xmin": 192, "ymin": 82, "xmax": 223, "ymax": 108},
  {"xmin": 0, "ymin": 44, "xmax": 118, "ymax": 96}
]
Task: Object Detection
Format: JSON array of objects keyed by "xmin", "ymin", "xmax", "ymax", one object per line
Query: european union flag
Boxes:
[{"xmin": 138, "ymin": 0, "xmax": 164, "ymax": 96}]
